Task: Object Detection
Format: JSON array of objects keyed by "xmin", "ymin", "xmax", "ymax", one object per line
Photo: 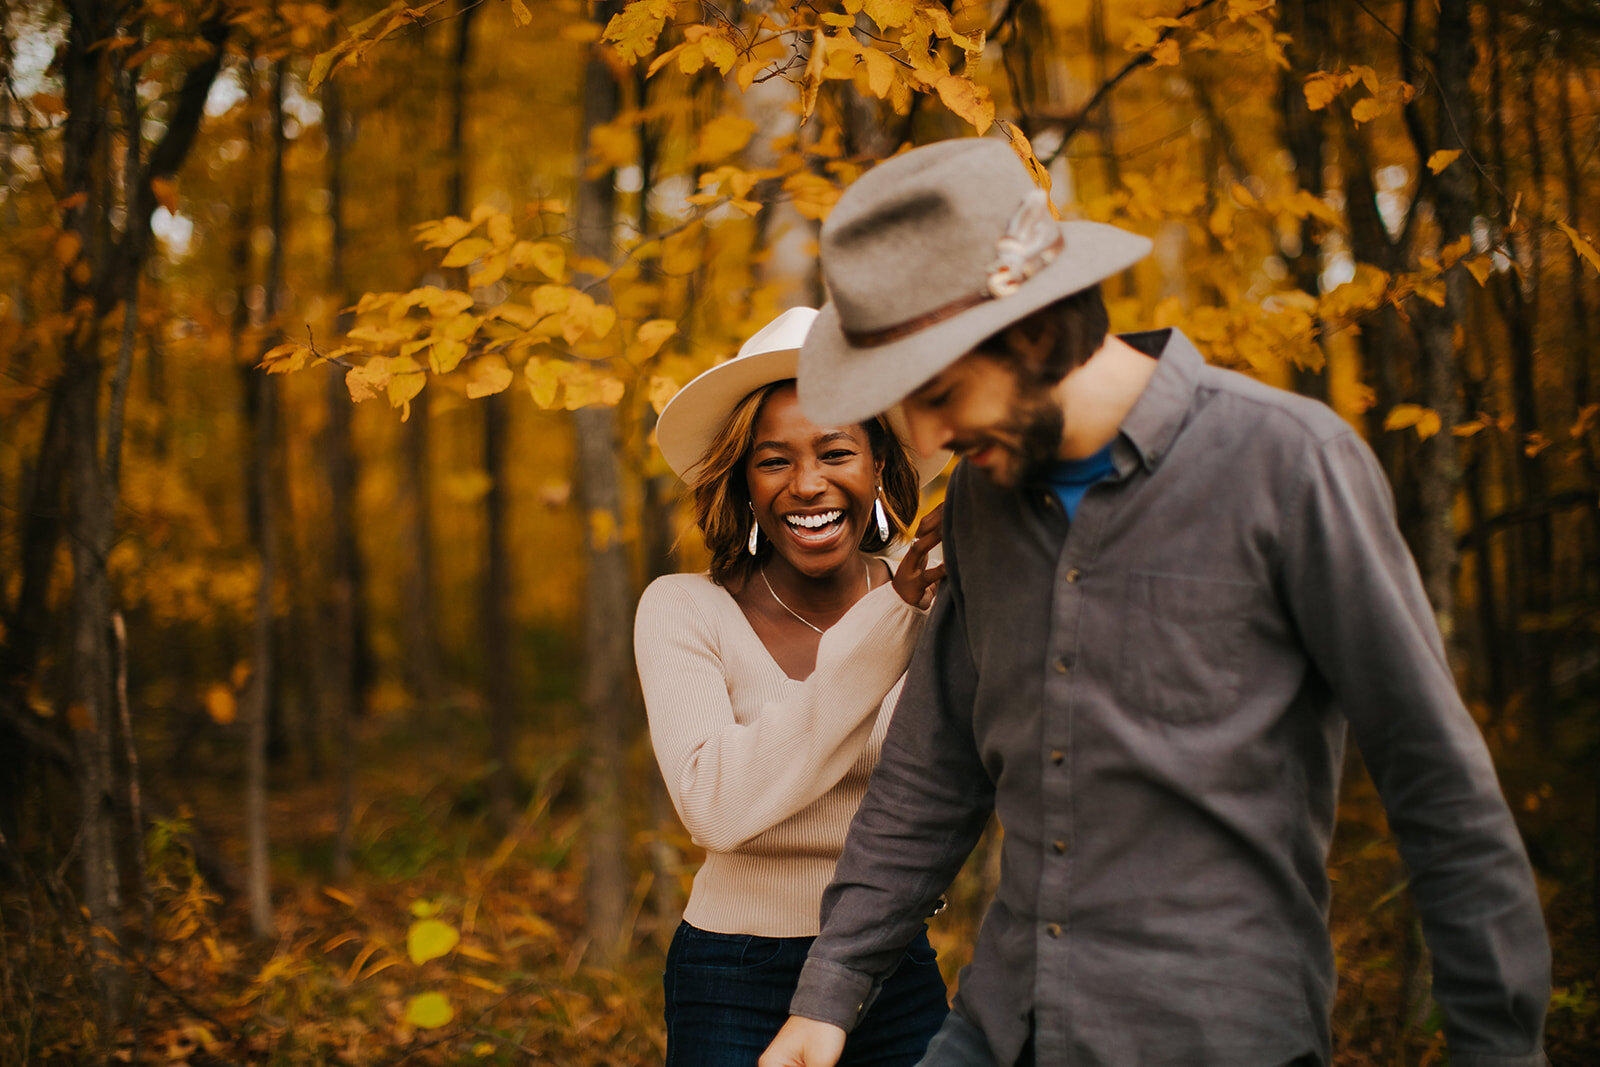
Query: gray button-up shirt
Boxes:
[{"xmin": 790, "ymin": 330, "xmax": 1549, "ymax": 1065}]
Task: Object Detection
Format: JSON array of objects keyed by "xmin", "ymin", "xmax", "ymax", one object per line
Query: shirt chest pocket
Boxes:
[{"xmin": 1117, "ymin": 571, "xmax": 1254, "ymax": 724}]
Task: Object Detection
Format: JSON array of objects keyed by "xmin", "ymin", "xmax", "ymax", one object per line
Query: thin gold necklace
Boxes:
[{"xmin": 760, "ymin": 558, "xmax": 871, "ymax": 635}]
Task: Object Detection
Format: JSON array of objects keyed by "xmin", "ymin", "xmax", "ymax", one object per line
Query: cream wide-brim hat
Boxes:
[
  {"xmin": 799, "ymin": 138, "xmax": 1155, "ymax": 427},
  {"xmin": 655, "ymin": 307, "xmax": 950, "ymax": 485}
]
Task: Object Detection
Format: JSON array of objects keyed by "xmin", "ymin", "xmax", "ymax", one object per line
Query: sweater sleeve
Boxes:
[{"xmin": 634, "ymin": 577, "xmax": 927, "ymax": 852}]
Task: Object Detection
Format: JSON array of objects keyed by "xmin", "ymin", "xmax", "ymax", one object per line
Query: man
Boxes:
[{"xmin": 760, "ymin": 138, "xmax": 1549, "ymax": 1066}]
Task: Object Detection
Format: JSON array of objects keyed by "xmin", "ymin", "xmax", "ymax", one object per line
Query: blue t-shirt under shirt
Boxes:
[{"xmin": 1044, "ymin": 442, "xmax": 1117, "ymax": 520}]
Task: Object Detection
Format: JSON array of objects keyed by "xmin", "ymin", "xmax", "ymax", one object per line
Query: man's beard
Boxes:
[{"xmin": 964, "ymin": 385, "xmax": 1066, "ymax": 490}]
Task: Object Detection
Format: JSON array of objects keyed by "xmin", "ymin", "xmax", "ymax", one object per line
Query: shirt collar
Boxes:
[{"xmin": 1115, "ymin": 328, "xmax": 1203, "ymax": 474}]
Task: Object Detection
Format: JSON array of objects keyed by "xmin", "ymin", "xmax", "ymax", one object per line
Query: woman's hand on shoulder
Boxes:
[{"xmin": 890, "ymin": 503, "xmax": 945, "ymax": 610}]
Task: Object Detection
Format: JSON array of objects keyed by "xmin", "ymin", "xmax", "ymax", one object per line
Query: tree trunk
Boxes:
[
  {"xmin": 244, "ymin": 59, "xmax": 289, "ymax": 942},
  {"xmin": 1277, "ymin": 0, "xmax": 1329, "ymax": 401},
  {"xmin": 1557, "ymin": 70, "xmax": 1600, "ymax": 594},
  {"xmin": 324, "ymin": 55, "xmax": 362, "ymax": 883},
  {"xmin": 482, "ymin": 389, "xmax": 517, "ymax": 826},
  {"xmin": 1407, "ymin": 0, "xmax": 1474, "ymax": 643},
  {"xmin": 575, "ymin": 0, "xmax": 633, "ymax": 969},
  {"xmin": 59, "ymin": 3, "xmax": 127, "ymax": 1025}
]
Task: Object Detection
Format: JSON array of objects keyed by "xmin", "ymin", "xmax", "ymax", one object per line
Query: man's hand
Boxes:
[{"xmin": 758, "ymin": 1016, "xmax": 847, "ymax": 1067}]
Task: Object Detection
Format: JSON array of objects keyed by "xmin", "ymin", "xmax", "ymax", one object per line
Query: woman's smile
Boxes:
[{"xmin": 745, "ymin": 384, "xmax": 881, "ymax": 579}]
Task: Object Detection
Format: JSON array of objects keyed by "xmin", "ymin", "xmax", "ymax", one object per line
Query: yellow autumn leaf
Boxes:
[
  {"xmin": 1302, "ymin": 71, "xmax": 1349, "ymax": 111},
  {"xmin": 150, "ymin": 176, "xmax": 180, "ymax": 213},
  {"xmin": 483, "ymin": 211, "xmax": 513, "ymax": 249},
  {"xmin": 1440, "ymin": 234, "xmax": 1473, "ymax": 269},
  {"xmin": 645, "ymin": 41, "xmax": 687, "ymax": 78},
  {"xmin": 633, "ymin": 319, "xmax": 677, "ymax": 360},
  {"xmin": 562, "ymin": 364, "xmax": 625, "ymax": 410},
  {"xmin": 526, "ymin": 242, "xmax": 566, "ymax": 281},
  {"xmin": 202, "ymin": 684, "xmax": 236, "ymax": 725},
  {"xmin": 510, "ymin": 0, "xmax": 531, "ymax": 27},
  {"xmin": 404, "ymin": 992, "xmax": 454, "ymax": 1029},
  {"xmin": 736, "ymin": 58, "xmax": 767, "ymax": 92},
  {"xmin": 455, "ymin": 942, "xmax": 501, "ymax": 964},
  {"xmin": 1556, "ymin": 220, "xmax": 1600, "ymax": 276},
  {"xmin": 589, "ymin": 509, "xmax": 618, "ymax": 550},
  {"xmin": 588, "ymin": 120, "xmax": 638, "ymax": 170},
  {"xmin": 1150, "ymin": 38, "xmax": 1180, "ymax": 67},
  {"xmin": 602, "ymin": 0, "xmax": 678, "ymax": 64},
  {"xmin": 699, "ymin": 34, "xmax": 737, "ymax": 75},
  {"xmin": 801, "ymin": 32, "xmax": 826, "ymax": 124},
  {"xmin": 1384, "ymin": 403, "xmax": 1442, "ymax": 440},
  {"xmin": 53, "ymin": 232, "xmax": 82, "ymax": 265},
  {"xmin": 863, "ymin": 0, "xmax": 913, "ymax": 30},
  {"xmin": 531, "ymin": 285, "xmax": 571, "ymax": 317},
  {"xmin": 695, "ymin": 116, "xmax": 757, "ymax": 162},
  {"xmin": 430, "ymin": 338, "xmax": 468, "ymax": 375},
  {"xmin": 563, "ymin": 291, "xmax": 598, "ymax": 345},
  {"xmin": 466, "ymin": 355, "xmax": 513, "ymax": 399},
  {"xmin": 1427, "ymin": 149, "xmax": 1462, "ymax": 175},
  {"xmin": 525, "ymin": 357, "xmax": 565, "ymax": 408},
  {"xmin": 1464, "ymin": 255, "xmax": 1493, "ymax": 287},
  {"xmin": 997, "ymin": 120, "xmax": 1054, "ymax": 204},
  {"xmin": 785, "ymin": 172, "xmax": 841, "ymax": 221},
  {"xmin": 406, "ymin": 918, "xmax": 460, "ymax": 965},
  {"xmin": 675, "ymin": 41, "xmax": 709, "ymax": 77},
  {"xmin": 934, "ymin": 74, "xmax": 993, "ymax": 133},
  {"xmin": 387, "ymin": 357, "xmax": 426, "ymax": 409},
  {"xmin": 647, "ymin": 374, "xmax": 679, "ymax": 414},
  {"xmin": 345, "ymin": 361, "xmax": 391, "ymax": 403},
  {"xmin": 861, "ymin": 47, "xmax": 896, "ymax": 99},
  {"xmin": 415, "ymin": 215, "xmax": 477, "ymax": 249},
  {"xmin": 1350, "ymin": 96, "xmax": 1386, "ymax": 123},
  {"xmin": 468, "ymin": 251, "xmax": 507, "ymax": 289},
  {"xmin": 589, "ymin": 303, "xmax": 617, "ymax": 340},
  {"xmin": 441, "ymin": 237, "xmax": 493, "ymax": 268}
]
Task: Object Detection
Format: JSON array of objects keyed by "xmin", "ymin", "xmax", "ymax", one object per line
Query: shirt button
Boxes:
[
  {"xmin": 1050, "ymin": 750, "xmax": 1064, "ymax": 765},
  {"xmin": 1046, "ymin": 923, "xmax": 1062, "ymax": 938},
  {"xmin": 1053, "ymin": 839, "xmax": 1067, "ymax": 854},
  {"xmin": 1065, "ymin": 568, "xmax": 1081, "ymax": 584}
]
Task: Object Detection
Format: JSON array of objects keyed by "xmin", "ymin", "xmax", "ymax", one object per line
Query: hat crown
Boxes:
[{"xmin": 821, "ymin": 139, "xmax": 1035, "ymax": 335}]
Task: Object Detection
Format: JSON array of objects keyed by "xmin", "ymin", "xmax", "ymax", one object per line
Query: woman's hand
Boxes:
[
  {"xmin": 891, "ymin": 503, "xmax": 945, "ymax": 610},
  {"xmin": 759, "ymin": 1016, "xmax": 847, "ymax": 1067}
]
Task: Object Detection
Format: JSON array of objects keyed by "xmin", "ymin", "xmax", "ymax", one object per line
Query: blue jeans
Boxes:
[{"xmin": 663, "ymin": 921, "xmax": 949, "ymax": 1066}]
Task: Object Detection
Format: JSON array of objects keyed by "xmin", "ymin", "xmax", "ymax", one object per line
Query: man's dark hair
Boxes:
[{"xmin": 978, "ymin": 284, "xmax": 1110, "ymax": 386}]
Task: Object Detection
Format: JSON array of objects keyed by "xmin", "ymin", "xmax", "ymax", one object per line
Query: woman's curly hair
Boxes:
[{"xmin": 685, "ymin": 380, "xmax": 920, "ymax": 588}]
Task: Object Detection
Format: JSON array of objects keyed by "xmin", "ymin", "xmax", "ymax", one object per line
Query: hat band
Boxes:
[
  {"xmin": 843, "ymin": 290, "xmax": 994, "ymax": 349},
  {"xmin": 840, "ymin": 205, "xmax": 1066, "ymax": 350}
]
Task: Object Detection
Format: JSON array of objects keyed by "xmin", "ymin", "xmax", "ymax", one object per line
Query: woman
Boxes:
[{"xmin": 635, "ymin": 307, "xmax": 950, "ymax": 1066}]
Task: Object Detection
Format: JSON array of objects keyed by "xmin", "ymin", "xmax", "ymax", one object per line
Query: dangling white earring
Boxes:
[
  {"xmin": 748, "ymin": 520, "xmax": 761, "ymax": 556},
  {"xmin": 873, "ymin": 487, "xmax": 890, "ymax": 542}
]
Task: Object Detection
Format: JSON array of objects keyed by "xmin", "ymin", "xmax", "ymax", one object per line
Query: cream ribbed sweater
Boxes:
[{"xmin": 634, "ymin": 572, "xmax": 928, "ymax": 937}]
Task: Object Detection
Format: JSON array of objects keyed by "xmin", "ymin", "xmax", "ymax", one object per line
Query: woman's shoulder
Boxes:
[{"xmin": 638, "ymin": 572, "xmax": 731, "ymax": 620}]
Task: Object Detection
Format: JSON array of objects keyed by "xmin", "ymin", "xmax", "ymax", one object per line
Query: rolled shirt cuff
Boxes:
[{"xmin": 788, "ymin": 956, "xmax": 881, "ymax": 1033}]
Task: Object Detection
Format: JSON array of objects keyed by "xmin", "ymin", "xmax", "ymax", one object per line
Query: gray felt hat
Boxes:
[{"xmin": 798, "ymin": 138, "xmax": 1153, "ymax": 427}]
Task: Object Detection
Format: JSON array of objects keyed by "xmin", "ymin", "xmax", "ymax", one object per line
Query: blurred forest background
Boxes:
[{"xmin": 1, "ymin": 0, "xmax": 1597, "ymax": 1062}]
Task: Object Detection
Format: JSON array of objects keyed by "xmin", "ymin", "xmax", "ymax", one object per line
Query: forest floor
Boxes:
[{"xmin": 3, "ymin": 697, "xmax": 1597, "ymax": 1065}]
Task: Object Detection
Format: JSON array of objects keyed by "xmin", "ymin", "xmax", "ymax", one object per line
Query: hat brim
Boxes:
[
  {"xmin": 656, "ymin": 346, "xmax": 950, "ymax": 487},
  {"xmin": 798, "ymin": 221, "xmax": 1154, "ymax": 427}
]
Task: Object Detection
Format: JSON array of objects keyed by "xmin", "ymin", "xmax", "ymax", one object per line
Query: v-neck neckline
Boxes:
[{"xmin": 723, "ymin": 559, "xmax": 889, "ymax": 682}]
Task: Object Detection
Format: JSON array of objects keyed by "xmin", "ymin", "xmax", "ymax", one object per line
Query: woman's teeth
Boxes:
[{"xmin": 786, "ymin": 510, "xmax": 841, "ymax": 530}]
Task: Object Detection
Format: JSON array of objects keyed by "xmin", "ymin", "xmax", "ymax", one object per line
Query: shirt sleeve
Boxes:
[
  {"xmin": 1281, "ymin": 430, "xmax": 1550, "ymax": 1064},
  {"xmin": 789, "ymin": 471, "xmax": 998, "ymax": 1031},
  {"xmin": 634, "ymin": 577, "xmax": 927, "ymax": 853}
]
